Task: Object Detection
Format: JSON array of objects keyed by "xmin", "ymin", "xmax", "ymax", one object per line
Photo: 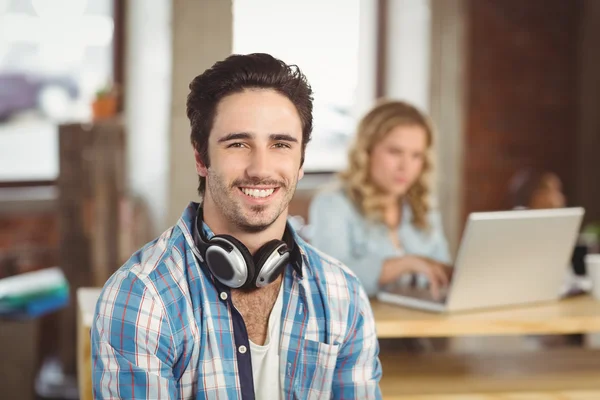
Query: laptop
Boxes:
[{"xmin": 377, "ymin": 207, "xmax": 585, "ymax": 313}]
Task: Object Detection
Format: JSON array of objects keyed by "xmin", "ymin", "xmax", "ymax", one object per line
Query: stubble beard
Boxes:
[{"xmin": 205, "ymin": 169, "xmax": 298, "ymax": 233}]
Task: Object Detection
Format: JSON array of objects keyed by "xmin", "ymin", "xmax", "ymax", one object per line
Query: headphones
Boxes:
[{"xmin": 193, "ymin": 206, "xmax": 292, "ymax": 289}]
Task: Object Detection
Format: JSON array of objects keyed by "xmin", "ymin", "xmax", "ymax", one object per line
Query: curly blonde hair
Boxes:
[{"xmin": 339, "ymin": 100, "xmax": 435, "ymax": 230}]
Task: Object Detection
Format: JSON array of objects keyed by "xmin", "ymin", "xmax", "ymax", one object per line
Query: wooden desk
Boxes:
[
  {"xmin": 380, "ymin": 348, "xmax": 600, "ymax": 399},
  {"xmin": 383, "ymin": 390, "xmax": 600, "ymax": 400},
  {"xmin": 386, "ymin": 390, "xmax": 600, "ymax": 400},
  {"xmin": 374, "ymin": 296, "xmax": 600, "ymax": 399},
  {"xmin": 372, "ymin": 295, "xmax": 600, "ymax": 338},
  {"xmin": 77, "ymin": 287, "xmax": 101, "ymax": 400}
]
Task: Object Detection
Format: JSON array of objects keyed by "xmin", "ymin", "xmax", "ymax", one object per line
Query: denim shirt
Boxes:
[{"xmin": 308, "ymin": 188, "xmax": 451, "ymax": 297}]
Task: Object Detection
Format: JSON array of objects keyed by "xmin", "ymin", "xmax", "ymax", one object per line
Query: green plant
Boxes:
[
  {"xmin": 583, "ymin": 222, "xmax": 600, "ymax": 239},
  {"xmin": 95, "ymin": 83, "xmax": 118, "ymax": 99}
]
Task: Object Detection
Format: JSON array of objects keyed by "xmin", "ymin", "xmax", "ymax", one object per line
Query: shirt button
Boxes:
[
  {"xmin": 220, "ymin": 292, "xmax": 228, "ymax": 301},
  {"xmin": 238, "ymin": 345, "xmax": 247, "ymax": 354}
]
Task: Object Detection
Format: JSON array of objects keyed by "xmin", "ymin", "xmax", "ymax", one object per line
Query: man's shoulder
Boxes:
[
  {"xmin": 99, "ymin": 224, "xmax": 191, "ymax": 308},
  {"xmin": 298, "ymin": 237, "xmax": 364, "ymax": 295}
]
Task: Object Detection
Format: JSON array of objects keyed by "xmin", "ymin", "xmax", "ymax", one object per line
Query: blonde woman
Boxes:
[{"xmin": 309, "ymin": 100, "xmax": 452, "ymax": 298}]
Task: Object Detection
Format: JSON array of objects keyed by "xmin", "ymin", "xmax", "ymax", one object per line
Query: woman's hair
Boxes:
[{"xmin": 339, "ymin": 100, "xmax": 435, "ymax": 230}]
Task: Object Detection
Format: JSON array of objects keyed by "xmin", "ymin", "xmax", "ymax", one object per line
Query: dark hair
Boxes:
[
  {"xmin": 508, "ymin": 168, "xmax": 562, "ymax": 208},
  {"xmin": 186, "ymin": 53, "xmax": 314, "ymax": 197},
  {"xmin": 510, "ymin": 169, "xmax": 541, "ymax": 208}
]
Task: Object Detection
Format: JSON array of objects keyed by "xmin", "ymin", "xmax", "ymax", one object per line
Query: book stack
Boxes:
[{"xmin": 0, "ymin": 267, "xmax": 69, "ymax": 319}]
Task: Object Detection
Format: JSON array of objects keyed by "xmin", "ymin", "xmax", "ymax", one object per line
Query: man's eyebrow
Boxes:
[
  {"xmin": 217, "ymin": 132, "xmax": 254, "ymax": 143},
  {"xmin": 218, "ymin": 132, "xmax": 299, "ymax": 144},
  {"xmin": 270, "ymin": 133, "xmax": 298, "ymax": 143}
]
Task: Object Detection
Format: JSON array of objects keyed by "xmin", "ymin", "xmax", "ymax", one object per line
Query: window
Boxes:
[
  {"xmin": 0, "ymin": 0, "xmax": 115, "ymax": 182},
  {"xmin": 233, "ymin": 0, "xmax": 374, "ymax": 172}
]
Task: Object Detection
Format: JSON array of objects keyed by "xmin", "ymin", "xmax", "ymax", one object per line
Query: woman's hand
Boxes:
[{"xmin": 380, "ymin": 256, "xmax": 452, "ymax": 299}]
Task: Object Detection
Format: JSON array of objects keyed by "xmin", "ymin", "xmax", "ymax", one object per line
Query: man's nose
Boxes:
[{"xmin": 245, "ymin": 147, "xmax": 271, "ymax": 179}]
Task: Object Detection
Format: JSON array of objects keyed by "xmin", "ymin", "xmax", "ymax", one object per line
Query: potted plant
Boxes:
[{"xmin": 92, "ymin": 83, "xmax": 119, "ymax": 120}]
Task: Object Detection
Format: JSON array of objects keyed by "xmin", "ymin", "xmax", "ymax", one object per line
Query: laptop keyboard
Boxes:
[{"xmin": 384, "ymin": 284, "xmax": 448, "ymax": 304}]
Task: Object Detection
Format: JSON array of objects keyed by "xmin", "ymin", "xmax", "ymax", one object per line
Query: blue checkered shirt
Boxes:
[{"xmin": 91, "ymin": 202, "xmax": 382, "ymax": 399}]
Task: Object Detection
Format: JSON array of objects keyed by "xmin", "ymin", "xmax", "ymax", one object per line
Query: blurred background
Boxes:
[{"xmin": 0, "ymin": 0, "xmax": 599, "ymax": 399}]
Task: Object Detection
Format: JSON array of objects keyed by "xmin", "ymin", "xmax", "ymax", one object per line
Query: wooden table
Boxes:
[
  {"xmin": 77, "ymin": 287, "xmax": 101, "ymax": 400},
  {"xmin": 372, "ymin": 296, "xmax": 600, "ymax": 399},
  {"xmin": 372, "ymin": 295, "xmax": 600, "ymax": 338}
]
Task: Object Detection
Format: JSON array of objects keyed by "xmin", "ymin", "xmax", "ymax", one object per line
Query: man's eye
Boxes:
[
  {"xmin": 227, "ymin": 142, "xmax": 245, "ymax": 148},
  {"xmin": 273, "ymin": 142, "xmax": 291, "ymax": 149}
]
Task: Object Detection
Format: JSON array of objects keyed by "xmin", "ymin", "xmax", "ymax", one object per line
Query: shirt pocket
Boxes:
[{"xmin": 294, "ymin": 339, "xmax": 340, "ymax": 399}]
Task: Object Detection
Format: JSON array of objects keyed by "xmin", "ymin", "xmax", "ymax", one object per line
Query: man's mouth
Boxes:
[{"xmin": 239, "ymin": 187, "xmax": 278, "ymax": 199}]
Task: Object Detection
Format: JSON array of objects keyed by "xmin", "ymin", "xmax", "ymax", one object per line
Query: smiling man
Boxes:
[{"xmin": 91, "ymin": 53, "xmax": 382, "ymax": 400}]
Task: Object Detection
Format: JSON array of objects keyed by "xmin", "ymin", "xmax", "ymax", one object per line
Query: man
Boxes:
[{"xmin": 92, "ymin": 53, "xmax": 382, "ymax": 399}]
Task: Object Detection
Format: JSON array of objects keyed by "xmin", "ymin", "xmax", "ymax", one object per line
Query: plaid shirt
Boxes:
[{"xmin": 92, "ymin": 202, "xmax": 382, "ymax": 399}]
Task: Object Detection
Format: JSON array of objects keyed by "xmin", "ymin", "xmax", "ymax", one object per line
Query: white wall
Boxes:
[
  {"xmin": 429, "ymin": 0, "xmax": 468, "ymax": 255},
  {"xmin": 384, "ymin": 0, "xmax": 431, "ymax": 111},
  {"xmin": 125, "ymin": 0, "xmax": 233, "ymax": 232},
  {"xmin": 167, "ymin": 0, "xmax": 233, "ymax": 226},
  {"xmin": 353, "ymin": 0, "xmax": 379, "ymax": 121},
  {"xmin": 125, "ymin": 0, "xmax": 172, "ymax": 233}
]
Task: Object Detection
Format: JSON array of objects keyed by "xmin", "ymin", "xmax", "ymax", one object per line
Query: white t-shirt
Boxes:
[{"xmin": 249, "ymin": 284, "xmax": 284, "ymax": 399}]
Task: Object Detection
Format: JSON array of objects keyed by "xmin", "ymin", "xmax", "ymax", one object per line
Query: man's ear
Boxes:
[
  {"xmin": 298, "ymin": 166, "xmax": 304, "ymax": 181},
  {"xmin": 194, "ymin": 149, "xmax": 208, "ymax": 177}
]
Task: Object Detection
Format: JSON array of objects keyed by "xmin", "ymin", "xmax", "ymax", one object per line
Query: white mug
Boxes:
[{"xmin": 586, "ymin": 254, "xmax": 600, "ymax": 300}]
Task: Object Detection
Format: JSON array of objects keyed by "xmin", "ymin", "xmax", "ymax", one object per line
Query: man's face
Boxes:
[{"xmin": 197, "ymin": 89, "xmax": 304, "ymax": 233}]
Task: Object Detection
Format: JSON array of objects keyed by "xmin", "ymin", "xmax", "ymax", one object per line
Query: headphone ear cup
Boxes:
[
  {"xmin": 253, "ymin": 240, "xmax": 290, "ymax": 287},
  {"xmin": 207, "ymin": 234, "xmax": 255, "ymax": 289},
  {"xmin": 253, "ymin": 240, "xmax": 284, "ymax": 270}
]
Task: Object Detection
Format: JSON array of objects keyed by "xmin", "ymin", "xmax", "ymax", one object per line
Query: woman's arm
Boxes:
[
  {"xmin": 429, "ymin": 210, "xmax": 453, "ymax": 265},
  {"xmin": 380, "ymin": 256, "xmax": 450, "ymax": 299}
]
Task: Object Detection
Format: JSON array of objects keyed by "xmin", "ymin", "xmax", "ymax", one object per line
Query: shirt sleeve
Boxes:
[
  {"xmin": 332, "ymin": 280, "xmax": 383, "ymax": 399},
  {"xmin": 91, "ymin": 270, "xmax": 179, "ymax": 399},
  {"xmin": 429, "ymin": 210, "xmax": 452, "ymax": 265},
  {"xmin": 309, "ymin": 192, "xmax": 399, "ymax": 297}
]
